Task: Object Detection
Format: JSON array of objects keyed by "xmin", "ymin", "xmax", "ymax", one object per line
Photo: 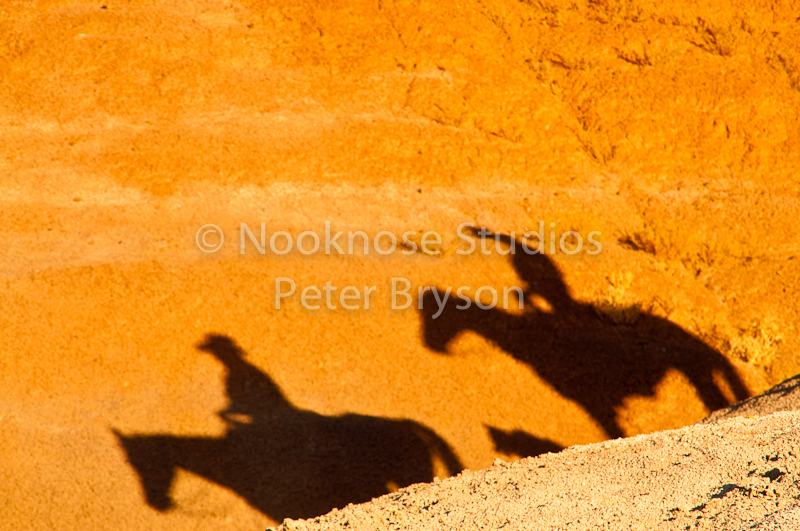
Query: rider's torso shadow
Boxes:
[
  {"xmin": 115, "ymin": 335, "xmax": 462, "ymax": 521},
  {"xmin": 422, "ymin": 232, "xmax": 749, "ymax": 440}
]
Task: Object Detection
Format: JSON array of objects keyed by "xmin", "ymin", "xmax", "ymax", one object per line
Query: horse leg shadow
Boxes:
[{"xmin": 486, "ymin": 425, "xmax": 563, "ymax": 459}]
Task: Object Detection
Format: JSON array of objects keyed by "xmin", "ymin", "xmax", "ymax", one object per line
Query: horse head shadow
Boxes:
[
  {"xmin": 114, "ymin": 334, "xmax": 462, "ymax": 521},
  {"xmin": 422, "ymin": 229, "xmax": 749, "ymax": 440}
]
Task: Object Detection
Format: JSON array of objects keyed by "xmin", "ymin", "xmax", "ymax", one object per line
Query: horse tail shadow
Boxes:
[
  {"xmin": 670, "ymin": 336, "xmax": 751, "ymax": 412},
  {"xmin": 410, "ymin": 422, "xmax": 464, "ymax": 478}
]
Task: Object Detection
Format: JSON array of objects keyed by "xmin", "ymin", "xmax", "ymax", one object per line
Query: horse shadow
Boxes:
[
  {"xmin": 422, "ymin": 229, "xmax": 750, "ymax": 440},
  {"xmin": 114, "ymin": 334, "xmax": 462, "ymax": 521}
]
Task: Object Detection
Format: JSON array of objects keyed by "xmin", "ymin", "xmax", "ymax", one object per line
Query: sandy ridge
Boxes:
[
  {"xmin": 280, "ymin": 409, "xmax": 799, "ymax": 530},
  {"xmin": 703, "ymin": 375, "xmax": 800, "ymax": 425}
]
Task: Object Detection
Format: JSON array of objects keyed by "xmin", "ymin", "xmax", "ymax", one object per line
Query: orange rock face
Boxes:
[{"xmin": 1, "ymin": 0, "xmax": 798, "ymax": 528}]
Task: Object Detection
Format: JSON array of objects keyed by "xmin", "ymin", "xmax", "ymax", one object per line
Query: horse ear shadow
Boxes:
[{"xmin": 111, "ymin": 428, "xmax": 136, "ymax": 465}]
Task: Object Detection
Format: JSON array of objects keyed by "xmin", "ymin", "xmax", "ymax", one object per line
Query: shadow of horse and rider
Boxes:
[
  {"xmin": 421, "ymin": 228, "xmax": 749, "ymax": 441},
  {"xmin": 115, "ymin": 228, "xmax": 749, "ymax": 521},
  {"xmin": 115, "ymin": 335, "xmax": 462, "ymax": 521}
]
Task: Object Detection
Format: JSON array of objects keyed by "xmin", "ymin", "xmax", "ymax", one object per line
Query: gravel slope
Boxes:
[
  {"xmin": 703, "ymin": 375, "xmax": 800, "ymax": 424},
  {"xmin": 279, "ymin": 380, "xmax": 800, "ymax": 531}
]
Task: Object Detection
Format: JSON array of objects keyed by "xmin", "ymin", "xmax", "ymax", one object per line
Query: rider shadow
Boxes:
[
  {"xmin": 422, "ymin": 229, "xmax": 750, "ymax": 441},
  {"xmin": 114, "ymin": 334, "xmax": 462, "ymax": 521}
]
